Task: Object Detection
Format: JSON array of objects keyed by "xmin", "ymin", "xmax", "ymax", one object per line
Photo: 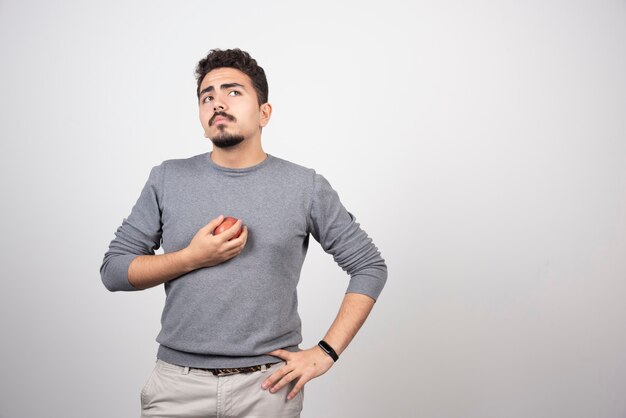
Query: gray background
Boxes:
[{"xmin": 1, "ymin": 1, "xmax": 625, "ymax": 417}]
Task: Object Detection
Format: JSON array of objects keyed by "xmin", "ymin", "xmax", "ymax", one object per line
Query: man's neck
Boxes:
[{"xmin": 210, "ymin": 140, "xmax": 267, "ymax": 169}]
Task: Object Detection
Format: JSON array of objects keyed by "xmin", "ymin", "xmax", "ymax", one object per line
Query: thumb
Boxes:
[{"xmin": 267, "ymin": 349, "xmax": 291, "ymax": 361}]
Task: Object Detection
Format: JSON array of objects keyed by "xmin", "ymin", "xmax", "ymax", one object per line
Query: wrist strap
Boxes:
[{"xmin": 318, "ymin": 340, "xmax": 339, "ymax": 362}]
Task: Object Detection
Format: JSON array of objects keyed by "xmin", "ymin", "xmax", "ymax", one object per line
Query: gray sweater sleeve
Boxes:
[
  {"xmin": 308, "ymin": 174, "xmax": 387, "ymax": 300},
  {"xmin": 100, "ymin": 165, "xmax": 164, "ymax": 291}
]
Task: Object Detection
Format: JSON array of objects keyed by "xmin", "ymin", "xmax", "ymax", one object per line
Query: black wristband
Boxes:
[{"xmin": 318, "ymin": 340, "xmax": 339, "ymax": 362}]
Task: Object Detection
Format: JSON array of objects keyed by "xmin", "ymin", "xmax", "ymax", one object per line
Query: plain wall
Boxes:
[{"xmin": 1, "ymin": 1, "xmax": 625, "ymax": 417}]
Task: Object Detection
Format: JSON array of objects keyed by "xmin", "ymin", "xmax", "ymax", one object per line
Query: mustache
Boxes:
[{"xmin": 209, "ymin": 111, "xmax": 236, "ymax": 126}]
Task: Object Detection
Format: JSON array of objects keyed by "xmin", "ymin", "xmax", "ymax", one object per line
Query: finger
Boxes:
[
  {"xmin": 223, "ymin": 219, "xmax": 244, "ymax": 240},
  {"xmin": 223, "ymin": 245, "xmax": 245, "ymax": 260},
  {"xmin": 239, "ymin": 225, "xmax": 249, "ymax": 243},
  {"xmin": 262, "ymin": 350, "xmax": 292, "ymax": 389},
  {"xmin": 204, "ymin": 215, "xmax": 224, "ymax": 233},
  {"xmin": 269, "ymin": 371, "xmax": 297, "ymax": 393},
  {"xmin": 262, "ymin": 364, "xmax": 290, "ymax": 390},
  {"xmin": 220, "ymin": 235, "xmax": 247, "ymax": 253},
  {"xmin": 287, "ymin": 377, "xmax": 308, "ymax": 401},
  {"xmin": 223, "ymin": 226, "xmax": 247, "ymax": 249}
]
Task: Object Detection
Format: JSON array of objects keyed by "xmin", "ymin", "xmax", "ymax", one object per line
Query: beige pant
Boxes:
[{"xmin": 140, "ymin": 359, "xmax": 303, "ymax": 418}]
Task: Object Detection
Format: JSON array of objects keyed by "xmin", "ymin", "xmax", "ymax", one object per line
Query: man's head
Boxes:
[
  {"xmin": 195, "ymin": 48, "xmax": 268, "ymax": 106},
  {"xmin": 195, "ymin": 49, "xmax": 272, "ymax": 149}
]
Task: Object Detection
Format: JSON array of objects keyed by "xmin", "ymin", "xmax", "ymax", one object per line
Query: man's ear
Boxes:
[{"xmin": 259, "ymin": 102, "xmax": 273, "ymax": 128}]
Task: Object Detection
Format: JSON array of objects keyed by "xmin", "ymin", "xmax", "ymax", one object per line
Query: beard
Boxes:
[
  {"xmin": 207, "ymin": 112, "xmax": 244, "ymax": 148},
  {"xmin": 210, "ymin": 131, "xmax": 245, "ymax": 148}
]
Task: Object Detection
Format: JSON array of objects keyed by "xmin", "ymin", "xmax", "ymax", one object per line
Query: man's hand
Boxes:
[
  {"xmin": 183, "ymin": 215, "xmax": 248, "ymax": 270},
  {"xmin": 260, "ymin": 293, "xmax": 376, "ymax": 400},
  {"xmin": 128, "ymin": 215, "xmax": 248, "ymax": 290},
  {"xmin": 262, "ymin": 346, "xmax": 335, "ymax": 400}
]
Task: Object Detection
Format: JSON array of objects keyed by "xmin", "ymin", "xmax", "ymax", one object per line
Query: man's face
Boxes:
[{"xmin": 198, "ymin": 67, "xmax": 270, "ymax": 148}]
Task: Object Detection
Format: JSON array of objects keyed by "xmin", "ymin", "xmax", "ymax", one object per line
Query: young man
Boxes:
[{"xmin": 101, "ymin": 48, "xmax": 387, "ymax": 418}]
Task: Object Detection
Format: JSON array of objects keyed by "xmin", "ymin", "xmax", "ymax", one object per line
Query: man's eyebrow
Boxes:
[
  {"xmin": 220, "ymin": 82, "xmax": 245, "ymax": 90},
  {"xmin": 199, "ymin": 83, "xmax": 246, "ymax": 97}
]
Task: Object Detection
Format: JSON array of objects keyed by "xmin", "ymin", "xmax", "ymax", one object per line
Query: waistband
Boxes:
[{"xmin": 156, "ymin": 359, "xmax": 281, "ymax": 377}]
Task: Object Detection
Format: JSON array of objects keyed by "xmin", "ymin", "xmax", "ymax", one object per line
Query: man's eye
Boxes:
[
  {"xmin": 228, "ymin": 91, "xmax": 241, "ymax": 97},
  {"xmin": 203, "ymin": 96, "xmax": 213, "ymax": 103}
]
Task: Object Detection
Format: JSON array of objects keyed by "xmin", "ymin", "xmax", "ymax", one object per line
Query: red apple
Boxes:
[{"xmin": 213, "ymin": 216, "xmax": 242, "ymax": 239}]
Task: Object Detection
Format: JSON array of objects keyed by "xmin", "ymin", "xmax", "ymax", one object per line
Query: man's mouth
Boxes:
[{"xmin": 209, "ymin": 112, "xmax": 235, "ymax": 126}]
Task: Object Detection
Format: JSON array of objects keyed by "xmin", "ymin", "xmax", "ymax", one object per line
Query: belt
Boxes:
[{"xmin": 193, "ymin": 363, "xmax": 276, "ymax": 377}]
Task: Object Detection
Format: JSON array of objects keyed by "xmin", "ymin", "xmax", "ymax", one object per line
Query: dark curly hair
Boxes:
[{"xmin": 195, "ymin": 48, "xmax": 268, "ymax": 105}]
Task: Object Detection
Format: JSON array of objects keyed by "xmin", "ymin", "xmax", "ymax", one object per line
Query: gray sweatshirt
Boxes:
[{"xmin": 101, "ymin": 153, "xmax": 387, "ymax": 368}]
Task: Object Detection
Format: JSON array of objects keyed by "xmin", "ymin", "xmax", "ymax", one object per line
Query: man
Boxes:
[{"xmin": 101, "ymin": 48, "xmax": 387, "ymax": 418}]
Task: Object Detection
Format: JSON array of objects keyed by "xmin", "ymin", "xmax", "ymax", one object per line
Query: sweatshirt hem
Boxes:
[{"xmin": 157, "ymin": 344, "xmax": 299, "ymax": 369}]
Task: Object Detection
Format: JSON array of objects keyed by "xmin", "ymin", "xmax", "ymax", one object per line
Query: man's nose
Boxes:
[{"xmin": 213, "ymin": 101, "xmax": 226, "ymax": 112}]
